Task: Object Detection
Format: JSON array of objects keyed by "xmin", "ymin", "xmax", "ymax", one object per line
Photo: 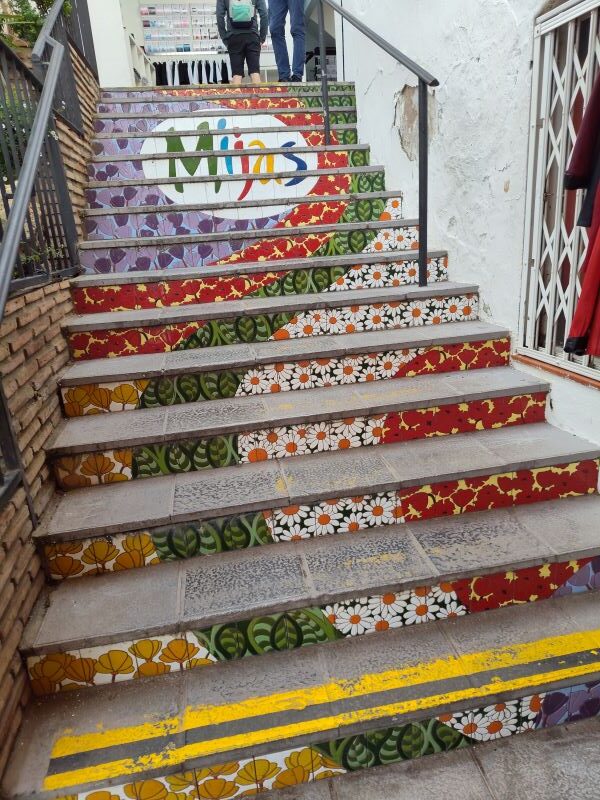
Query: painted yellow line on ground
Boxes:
[
  {"xmin": 44, "ymin": 658, "xmax": 600, "ymax": 791},
  {"xmin": 51, "ymin": 628, "xmax": 600, "ymax": 761}
]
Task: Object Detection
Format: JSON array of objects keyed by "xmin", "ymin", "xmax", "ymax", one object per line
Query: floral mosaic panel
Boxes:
[
  {"xmin": 56, "ymin": 680, "xmax": 600, "ymax": 800},
  {"xmin": 31, "ymin": 556, "xmax": 600, "ymax": 695},
  {"xmin": 44, "ymin": 460, "xmax": 599, "ymax": 579},
  {"xmin": 79, "ymin": 221, "xmax": 416, "ymax": 275},
  {"xmin": 399, "ymin": 460, "xmax": 599, "ymax": 521},
  {"xmin": 27, "ymin": 632, "xmax": 217, "ymax": 695},
  {"xmin": 52, "ymin": 390, "xmax": 543, "ymax": 489},
  {"xmin": 61, "ymin": 337, "xmax": 508, "ymax": 418},
  {"xmin": 68, "ymin": 294, "xmax": 479, "ymax": 361},
  {"xmin": 53, "ymin": 449, "xmax": 132, "ymax": 491}
]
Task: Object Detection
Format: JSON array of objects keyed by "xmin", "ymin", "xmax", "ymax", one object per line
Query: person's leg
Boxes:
[
  {"xmin": 269, "ymin": 0, "xmax": 291, "ymax": 81},
  {"xmin": 288, "ymin": 0, "xmax": 306, "ymax": 79},
  {"xmin": 246, "ymin": 33, "xmax": 262, "ymax": 84},
  {"xmin": 228, "ymin": 34, "xmax": 244, "ymax": 84}
]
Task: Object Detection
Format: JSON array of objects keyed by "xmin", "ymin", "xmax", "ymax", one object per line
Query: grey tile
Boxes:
[
  {"xmin": 281, "ymin": 449, "xmax": 397, "ymax": 504},
  {"xmin": 264, "ymin": 783, "xmax": 331, "ymax": 800},
  {"xmin": 172, "ymin": 461, "xmax": 289, "ymax": 521},
  {"xmin": 29, "ymin": 560, "xmax": 182, "ymax": 651},
  {"xmin": 557, "ymin": 591, "xmax": 600, "ymax": 635},
  {"xmin": 183, "ymin": 550, "xmax": 310, "ymax": 625},
  {"xmin": 517, "ymin": 495, "xmax": 600, "ymax": 558},
  {"xmin": 1, "ymin": 673, "xmax": 185, "ymax": 799},
  {"xmin": 164, "ymin": 300, "xmax": 246, "ymax": 323},
  {"xmin": 411, "ymin": 508, "xmax": 549, "ymax": 578},
  {"xmin": 165, "ymin": 397, "xmax": 269, "ymax": 436},
  {"xmin": 475, "ymin": 718, "xmax": 600, "ymax": 799},
  {"xmin": 328, "ymin": 750, "xmax": 490, "ymax": 800},
  {"xmin": 47, "ymin": 477, "xmax": 175, "ymax": 537},
  {"xmin": 381, "ymin": 434, "xmax": 496, "ymax": 487},
  {"xmin": 182, "ymin": 643, "xmax": 329, "ymax": 720},
  {"xmin": 60, "ymin": 353, "xmax": 167, "ymax": 385},
  {"xmin": 442, "ymin": 365, "xmax": 547, "ymax": 397},
  {"xmin": 443, "ymin": 595, "xmax": 578, "ymax": 658},
  {"xmin": 252, "ymin": 336, "xmax": 345, "ymax": 362},
  {"xmin": 476, "ymin": 424, "xmax": 600, "ymax": 471},
  {"xmin": 49, "ymin": 405, "xmax": 167, "ymax": 453},
  {"xmin": 304, "ymin": 527, "xmax": 434, "ymax": 600},
  {"xmin": 165, "ymin": 343, "xmax": 257, "ymax": 371}
]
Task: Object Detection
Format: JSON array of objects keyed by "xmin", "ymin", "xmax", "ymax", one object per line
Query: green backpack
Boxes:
[{"xmin": 228, "ymin": 0, "xmax": 256, "ymax": 28}]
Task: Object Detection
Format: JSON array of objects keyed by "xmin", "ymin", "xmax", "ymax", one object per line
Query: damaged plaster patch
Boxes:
[{"xmin": 394, "ymin": 85, "xmax": 439, "ymax": 162}]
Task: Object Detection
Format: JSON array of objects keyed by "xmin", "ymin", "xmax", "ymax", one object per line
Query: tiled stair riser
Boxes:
[
  {"xmin": 67, "ymin": 292, "xmax": 479, "ymax": 360},
  {"xmin": 60, "ymin": 337, "xmax": 509, "ymax": 417},
  {"xmin": 51, "ymin": 392, "xmax": 548, "ymax": 490},
  {"xmin": 87, "ymin": 146, "xmax": 369, "ymax": 183},
  {"xmin": 82, "ymin": 172, "xmax": 390, "ymax": 274},
  {"xmin": 92, "ymin": 125, "xmax": 359, "ymax": 157},
  {"xmin": 84, "ymin": 166, "xmax": 381, "ymax": 215},
  {"xmin": 43, "ymin": 459, "xmax": 599, "ymax": 581},
  {"xmin": 27, "ymin": 552, "xmax": 600, "ymax": 695},
  {"xmin": 99, "ymin": 84, "xmax": 356, "ymax": 98},
  {"xmin": 79, "ymin": 218, "xmax": 416, "ymax": 274},
  {"xmin": 52, "ymin": 680, "xmax": 600, "ymax": 800},
  {"xmin": 71, "ymin": 252, "xmax": 443, "ymax": 315},
  {"xmin": 94, "ymin": 110, "xmax": 358, "ymax": 137},
  {"xmin": 82, "ymin": 188, "xmax": 383, "ymax": 243}
]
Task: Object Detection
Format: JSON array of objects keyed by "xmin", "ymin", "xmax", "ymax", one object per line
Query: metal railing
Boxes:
[
  {"xmin": 520, "ymin": 0, "xmax": 600, "ymax": 380},
  {"xmin": 0, "ymin": 0, "xmax": 96, "ymax": 515},
  {"xmin": 316, "ymin": 0, "xmax": 438, "ymax": 288}
]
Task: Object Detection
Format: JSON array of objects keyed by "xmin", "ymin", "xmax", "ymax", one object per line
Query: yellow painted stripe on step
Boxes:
[
  {"xmin": 44, "ymin": 658, "xmax": 600, "ymax": 791},
  {"xmin": 50, "ymin": 628, "xmax": 600, "ymax": 762}
]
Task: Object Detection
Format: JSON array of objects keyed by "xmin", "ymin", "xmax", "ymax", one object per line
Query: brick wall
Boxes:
[
  {"xmin": 0, "ymin": 43, "xmax": 98, "ymax": 777},
  {"xmin": 56, "ymin": 44, "xmax": 99, "ymax": 237}
]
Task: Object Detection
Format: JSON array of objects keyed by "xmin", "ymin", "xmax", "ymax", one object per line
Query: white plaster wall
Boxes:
[
  {"xmin": 337, "ymin": 0, "xmax": 600, "ymax": 444},
  {"xmin": 88, "ymin": 0, "xmax": 133, "ymax": 87}
]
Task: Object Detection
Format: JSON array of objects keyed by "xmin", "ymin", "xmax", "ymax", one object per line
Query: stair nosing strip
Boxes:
[
  {"xmin": 93, "ymin": 123, "xmax": 357, "ymax": 138},
  {"xmin": 59, "ymin": 322, "xmax": 510, "ymax": 385},
  {"xmin": 86, "ymin": 163, "xmax": 382, "ymax": 189},
  {"xmin": 44, "ymin": 424, "xmax": 600, "ymax": 540},
  {"xmin": 95, "ymin": 106, "xmax": 358, "ymax": 120},
  {"xmin": 91, "ymin": 143, "xmax": 369, "ymax": 163},
  {"xmin": 83, "ymin": 190, "xmax": 402, "ymax": 216},
  {"xmin": 63, "ymin": 282, "xmax": 480, "ymax": 331},
  {"xmin": 72, "ymin": 248, "xmax": 438, "ymax": 286},
  {"xmin": 78, "ymin": 218, "xmax": 418, "ymax": 250},
  {"xmin": 26, "ymin": 495, "xmax": 600, "ymax": 652},
  {"xmin": 49, "ymin": 369, "xmax": 550, "ymax": 456}
]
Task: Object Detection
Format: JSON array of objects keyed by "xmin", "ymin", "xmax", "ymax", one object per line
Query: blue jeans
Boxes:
[{"xmin": 268, "ymin": 0, "xmax": 305, "ymax": 79}]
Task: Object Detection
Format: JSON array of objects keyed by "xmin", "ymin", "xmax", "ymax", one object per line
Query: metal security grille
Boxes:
[{"xmin": 521, "ymin": 0, "xmax": 600, "ymax": 379}]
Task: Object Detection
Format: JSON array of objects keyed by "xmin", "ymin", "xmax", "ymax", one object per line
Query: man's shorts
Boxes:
[{"xmin": 228, "ymin": 31, "xmax": 261, "ymax": 76}]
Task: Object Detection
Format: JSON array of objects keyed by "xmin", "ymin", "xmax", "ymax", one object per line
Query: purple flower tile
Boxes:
[
  {"xmin": 554, "ymin": 557, "xmax": 600, "ymax": 597},
  {"xmin": 536, "ymin": 688, "xmax": 572, "ymax": 729}
]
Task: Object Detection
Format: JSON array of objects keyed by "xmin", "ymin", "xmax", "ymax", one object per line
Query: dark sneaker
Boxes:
[
  {"xmin": 290, "ymin": 74, "xmax": 302, "ymax": 82},
  {"xmin": 278, "ymin": 75, "xmax": 292, "ymax": 82}
]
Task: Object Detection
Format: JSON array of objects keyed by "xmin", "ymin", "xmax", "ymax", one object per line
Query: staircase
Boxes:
[{"xmin": 3, "ymin": 82, "xmax": 600, "ymax": 800}]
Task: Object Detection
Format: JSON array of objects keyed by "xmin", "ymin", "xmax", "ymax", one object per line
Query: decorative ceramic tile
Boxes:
[
  {"xmin": 61, "ymin": 381, "xmax": 150, "ymax": 416},
  {"xmin": 53, "ymin": 449, "xmax": 132, "ymax": 490},
  {"xmin": 28, "ymin": 632, "xmax": 217, "ymax": 695}
]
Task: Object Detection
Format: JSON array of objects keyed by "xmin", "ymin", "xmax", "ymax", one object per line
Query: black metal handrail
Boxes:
[
  {"xmin": 317, "ymin": 0, "xmax": 438, "ymax": 288},
  {"xmin": 0, "ymin": 0, "xmax": 96, "ymax": 517}
]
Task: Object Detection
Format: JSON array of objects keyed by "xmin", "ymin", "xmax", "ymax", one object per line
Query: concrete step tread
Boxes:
[
  {"xmin": 64, "ymin": 281, "xmax": 477, "ymax": 332},
  {"xmin": 25, "ymin": 495, "xmax": 600, "ymax": 654},
  {"xmin": 78, "ymin": 217, "xmax": 417, "ymax": 250},
  {"xmin": 98, "ymin": 89, "xmax": 355, "ymax": 104},
  {"xmin": 87, "ymin": 163, "xmax": 381, "ymax": 189},
  {"xmin": 94, "ymin": 122, "xmax": 357, "ymax": 139},
  {"xmin": 71, "ymin": 248, "xmax": 435, "ymax": 287},
  {"xmin": 95, "ymin": 106, "xmax": 358, "ymax": 119},
  {"xmin": 46, "ymin": 423, "xmax": 600, "ymax": 540},
  {"xmin": 92, "ymin": 144, "xmax": 368, "ymax": 164},
  {"xmin": 5, "ymin": 591, "xmax": 600, "ymax": 798},
  {"xmin": 83, "ymin": 189, "xmax": 401, "ymax": 216},
  {"xmin": 101, "ymin": 81, "xmax": 356, "ymax": 92},
  {"xmin": 255, "ymin": 717, "xmax": 600, "ymax": 800},
  {"xmin": 59, "ymin": 320, "xmax": 508, "ymax": 386},
  {"xmin": 49, "ymin": 367, "xmax": 548, "ymax": 455}
]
